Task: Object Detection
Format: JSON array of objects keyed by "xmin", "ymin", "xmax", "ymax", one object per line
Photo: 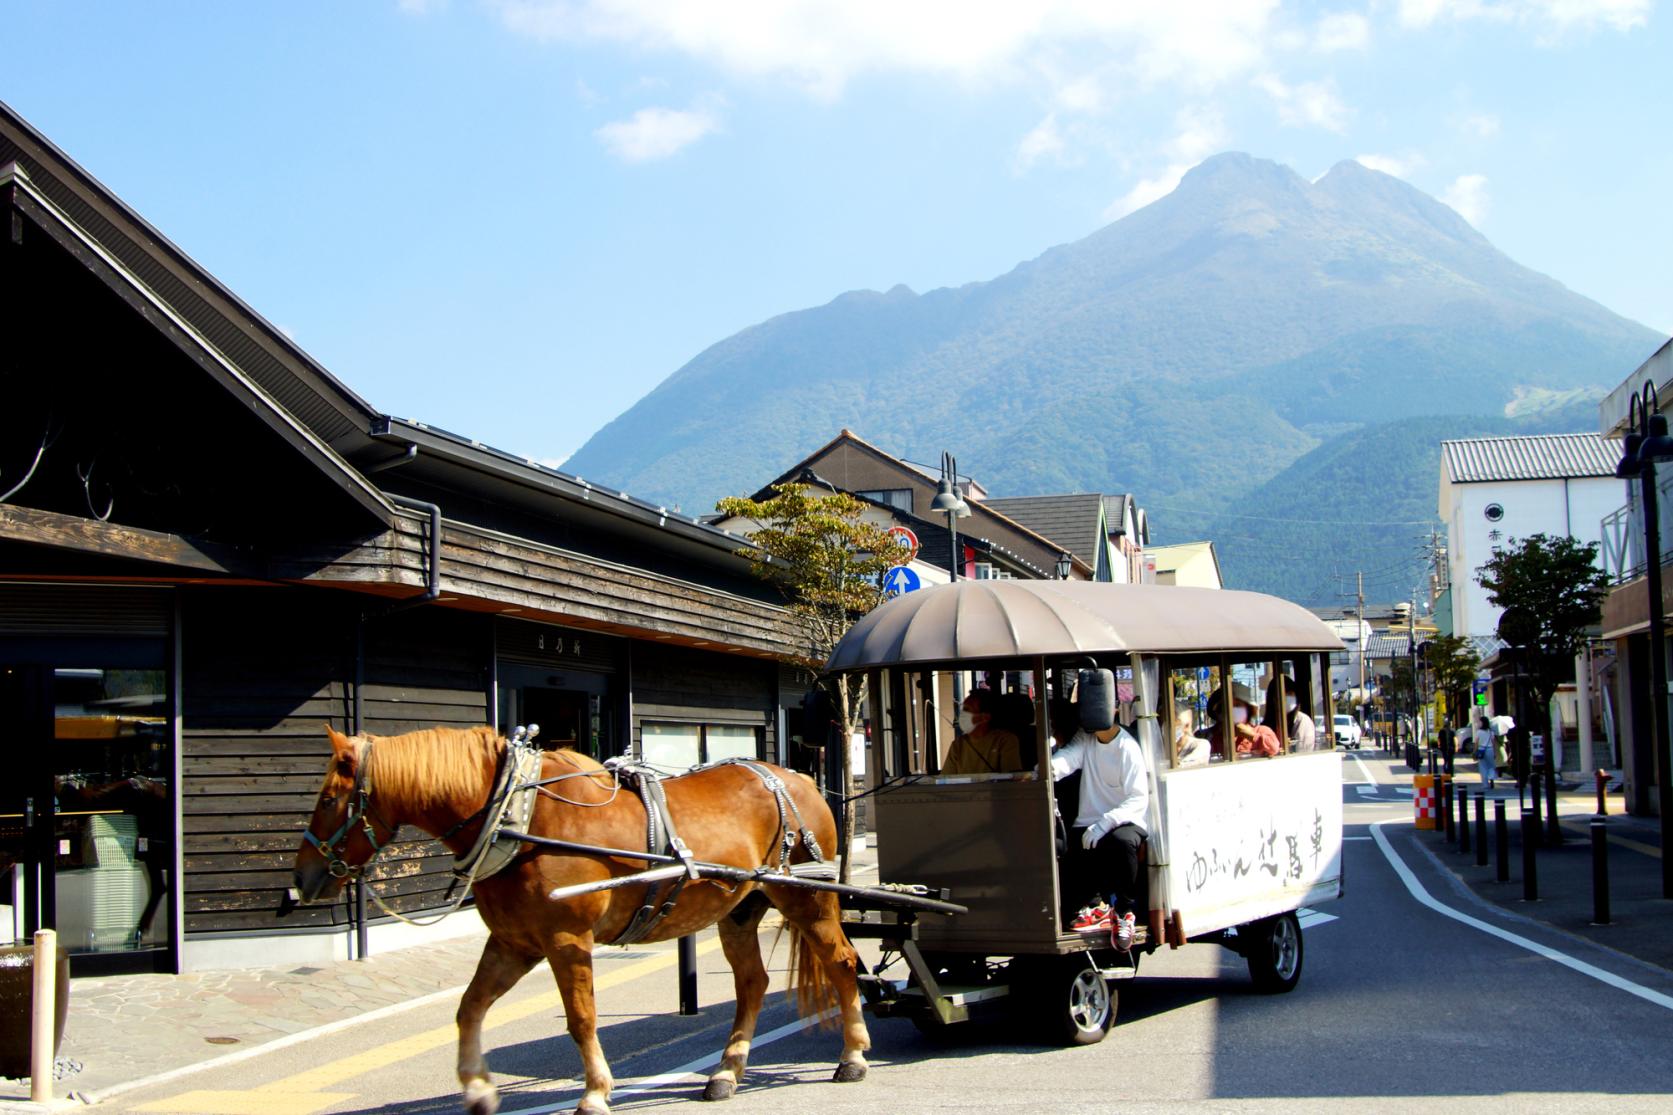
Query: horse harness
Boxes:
[
  {"xmin": 601, "ymin": 756, "xmax": 835, "ymax": 945},
  {"xmin": 312, "ymin": 730, "xmax": 836, "ymax": 935}
]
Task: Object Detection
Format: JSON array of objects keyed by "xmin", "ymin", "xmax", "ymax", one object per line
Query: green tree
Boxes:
[
  {"xmin": 1427, "ymin": 634, "xmax": 1481, "ymax": 729},
  {"xmin": 715, "ymin": 483, "xmax": 898, "ymax": 878},
  {"xmin": 1474, "ymin": 532, "xmax": 1608, "ymax": 730}
]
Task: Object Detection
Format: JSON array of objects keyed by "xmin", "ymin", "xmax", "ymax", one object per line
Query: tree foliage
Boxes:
[
  {"xmin": 715, "ymin": 483, "xmax": 898, "ymax": 666},
  {"xmin": 1427, "ymin": 634, "xmax": 1480, "ymax": 725},
  {"xmin": 1474, "ymin": 532, "xmax": 1608, "ymax": 711},
  {"xmin": 715, "ymin": 483, "xmax": 899, "ymax": 880}
]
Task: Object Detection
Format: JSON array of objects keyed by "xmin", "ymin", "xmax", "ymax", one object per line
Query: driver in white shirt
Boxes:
[{"xmin": 1049, "ymin": 699, "xmax": 1149, "ymax": 951}]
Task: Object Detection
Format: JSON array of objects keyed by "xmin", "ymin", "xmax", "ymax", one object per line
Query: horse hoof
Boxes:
[
  {"xmin": 832, "ymin": 1061, "xmax": 867, "ymax": 1084},
  {"xmin": 463, "ymin": 1080, "xmax": 500, "ymax": 1115},
  {"xmin": 576, "ymin": 1105, "xmax": 609, "ymax": 1115},
  {"xmin": 702, "ymin": 1077, "xmax": 736, "ymax": 1101}
]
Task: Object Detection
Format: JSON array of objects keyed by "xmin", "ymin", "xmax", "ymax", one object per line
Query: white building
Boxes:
[{"xmin": 1438, "ymin": 434, "xmax": 1620, "ymax": 638}]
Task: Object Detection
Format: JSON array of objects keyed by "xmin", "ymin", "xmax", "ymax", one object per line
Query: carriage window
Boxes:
[
  {"xmin": 1268, "ymin": 658, "xmax": 1322, "ymax": 752},
  {"xmin": 1167, "ymin": 664, "xmax": 1217, "ymax": 768},
  {"xmin": 1225, "ymin": 659, "xmax": 1284, "ymax": 758},
  {"xmin": 1312, "ymin": 654, "xmax": 1334, "ymax": 751}
]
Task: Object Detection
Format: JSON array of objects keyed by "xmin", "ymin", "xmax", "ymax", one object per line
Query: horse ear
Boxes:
[{"xmin": 325, "ymin": 723, "xmax": 354, "ymax": 759}]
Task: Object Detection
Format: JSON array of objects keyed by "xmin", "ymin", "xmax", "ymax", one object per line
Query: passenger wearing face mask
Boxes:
[
  {"xmin": 1049, "ymin": 694, "xmax": 1149, "ymax": 951},
  {"xmin": 942, "ymin": 689, "xmax": 1024, "ymax": 775},
  {"xmin": 1266, "ymin": 676, "xmax": 1316, "ymax": 752},
  {"xmin": 1209, "ymin": 683, "xmax": 1281, "ymax": 759}
]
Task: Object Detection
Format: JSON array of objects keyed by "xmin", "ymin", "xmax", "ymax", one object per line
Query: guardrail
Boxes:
[{"xmin": 1600, "ymin": 471, "xmax": 1673, "ymax": 585}]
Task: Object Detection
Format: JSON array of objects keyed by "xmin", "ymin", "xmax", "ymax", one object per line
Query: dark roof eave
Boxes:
[{"xmin": 372, "ymin": 418, "xmax": 761, "ymax": 563}]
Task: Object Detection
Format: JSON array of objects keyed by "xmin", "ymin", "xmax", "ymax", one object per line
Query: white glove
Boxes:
[{"xmin": 1081, "ymin": 821, "xmax": 1109, "ymax": 850}]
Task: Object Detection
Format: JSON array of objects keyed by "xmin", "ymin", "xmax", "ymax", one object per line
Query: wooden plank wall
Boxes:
[
  {"xmin": 179, "ymin": 586, "xmax": 492, "ymax": 934},
  {"xmin": 180, "ymin": 586, "xmax": 356, "ymax": 934},
  {"xmin": 631, "ymin": 641, "xmax": 776, "ymax": 756}
]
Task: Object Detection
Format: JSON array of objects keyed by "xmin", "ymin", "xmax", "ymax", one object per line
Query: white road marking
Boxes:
[
  {"xmin": 1348, "ymin": 752, "xmax": 1379, "ymax": 786},
  {"xmin": 1371, "ymin": 821, "xmax": 1673, "ymax": 1012},
  {"xmin": 1297, "ymin": 908, "xmax": 1338, "ymax": 929},
  {"xmin": 1354, "ymin": 785, "xmax": 1379, "ymax": 797},
  {"xmin": 500, "ymin": 1010, "xmax": 837, "ymax": 1115},
  {"xmin": 1342, "ymin": 836, "xmax": 1374, "ymax": 841}
]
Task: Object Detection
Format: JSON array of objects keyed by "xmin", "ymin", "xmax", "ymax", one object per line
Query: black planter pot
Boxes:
[{"xmin": 0, "ymin": 944, "xmax": 70, "ymax": 1080}]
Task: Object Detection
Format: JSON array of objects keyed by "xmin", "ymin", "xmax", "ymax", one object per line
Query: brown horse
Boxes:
[{"xmin": 292, "ymin": 725, "xmax": 869, "ymax": 1115}]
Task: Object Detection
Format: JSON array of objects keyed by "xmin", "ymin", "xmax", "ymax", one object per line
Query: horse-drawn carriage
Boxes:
[
  {"xmin": 829, "ymin": 579, "xmax": 1347, "ymax": 1044},
  {"xmin": 291, "ymin": 579, "xmax": 1343, "ymax": 1114}
]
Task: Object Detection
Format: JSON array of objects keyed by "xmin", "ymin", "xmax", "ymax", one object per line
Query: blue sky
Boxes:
[{"xmin": 7, "ymin": 1, "xmax": 1671, "ymax": 468}]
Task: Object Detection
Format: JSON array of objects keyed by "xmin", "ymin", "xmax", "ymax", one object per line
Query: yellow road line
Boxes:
[
  {"xmin": 1558, "ymin": 818, "xmax": 1662, "ymax": 858},
  {"xmin": 135, "ymin": 936, "xmax": 727, "ymax": 1113}
]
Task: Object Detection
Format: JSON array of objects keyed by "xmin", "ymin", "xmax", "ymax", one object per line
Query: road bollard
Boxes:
[
  {"xmin": 1495, "ymin": 800, "xmax": 1510, "ymax": 883},
  {"xmin": 1458, "ymin": 785, "xmax": 1472, "ymax": 855},
  {"xmin": 678, "ymin": 934, "xmax": 698, "ymax": 1015},
  {"xmin": 1596, "ymin": 769, "xmax": 1609, "ymax": 816},
  {"xmin": 1528, "ymin": 773, "xmax": 1543, "ymax": 848},
  {"xmin": 1591, "ymin": 818, "xmax": 1611, "ymax": 926},
  {"xmin": 1521, "ymin": 809, "xmax": 1538, "ymax": 901},
  {"xmin": 1443, "ymin": 778, "xmax": 1455, "ymax": 843},
  {"xmin": 1475, "ymin": 792, "xmax": 1488, "ymax": 867},
  {"xmin": 31, "ymin": 929, "xmax": 54, "ymax": 1104},
  {"xmin": 1545, "ymin": 768, "xmax": 1562, "ymax": 846}
]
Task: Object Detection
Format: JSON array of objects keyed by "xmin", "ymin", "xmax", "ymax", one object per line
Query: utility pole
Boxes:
[{"xmin": 1357, "ymin": 572, "xmax": 1367, "ymax": 735}]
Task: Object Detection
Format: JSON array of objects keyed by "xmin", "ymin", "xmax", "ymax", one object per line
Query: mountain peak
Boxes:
[
  {"xmin": 1313, "ymin": 157, "xmax": 1485, "ymax": 244},
  {"xmin": 1176, "ymin": 152, "xmax": 1310, "ymax": 197}
]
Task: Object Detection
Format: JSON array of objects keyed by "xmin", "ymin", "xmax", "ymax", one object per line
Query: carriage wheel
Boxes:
[
  {"xmin": 1245, "ymin": 911, "xmax": 1304, "ymax": 994},
  {"xmin": 1027, "ymin": 956, "xmax": 1114, "ymax": 1046}
]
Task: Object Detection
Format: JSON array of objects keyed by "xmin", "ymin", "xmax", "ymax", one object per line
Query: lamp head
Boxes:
[
  {"xmin": 1616, "ymin": 432, "xmax": 1645, "ymax": 479},
  {"xmin": 931, "ymin": 477, "xmax": 963, "ymax": 514},
  {"xmin": 1055, "ymin": 551, "xmax": 1072, "ymax": 579},
  {"xmin": 1639, "ymin": 413, "xmax": 1673, "ymax": 465}
]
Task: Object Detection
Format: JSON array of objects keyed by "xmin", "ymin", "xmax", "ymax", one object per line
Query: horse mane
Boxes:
[{"xmin": 365, "ymin": 725, "xmax": 504, "ymax": 810}]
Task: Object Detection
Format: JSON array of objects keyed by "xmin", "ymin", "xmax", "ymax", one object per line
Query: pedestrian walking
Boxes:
[{"xmin": 1474, "ymin": 714, "xmax": 1497, "ymax": 790}]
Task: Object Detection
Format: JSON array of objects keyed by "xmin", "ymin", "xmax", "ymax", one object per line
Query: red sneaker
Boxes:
[
  {"xmin": 1111, "ymin": 912, "xmax": 1136, "ymax": 953},
  {"xmin": 1069, "ymin": 902, "xmax": 1112, "ymax": 931}
]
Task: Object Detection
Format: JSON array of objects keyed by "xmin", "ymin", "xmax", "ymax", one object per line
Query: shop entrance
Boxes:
[
  {"xmin": 0, "ymin": 648, "xmax": 175, "ymax": 974},
  {"xmin": 497, "ymin": 664, "xmax": 614, "ymax": 759}
]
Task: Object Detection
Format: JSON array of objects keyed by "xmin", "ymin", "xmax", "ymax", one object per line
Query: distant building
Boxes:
[
  {"xmin": 1437, "ymin": 433, "xmax": 1619, "ymax": 639},
  {"xmin": 1144, "ymin": 542, "xmax": 1222, "ymax": 589},
  {"xmin": 731, "ymin": 430, "xmax": 1115, "ymax": 581},
  {"xmin": 1598, "ymin": 338, "xmax": 1673, "ymax": 816}
]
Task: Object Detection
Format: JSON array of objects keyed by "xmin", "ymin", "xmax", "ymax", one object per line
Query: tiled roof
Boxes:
[
  {"xmin": 1441, "ymin": 433, "xmax": 1619, "ymax": 484},
  {"xmin": 982, "ymin": 494, "xmax": 1106, "ymax": 564}
]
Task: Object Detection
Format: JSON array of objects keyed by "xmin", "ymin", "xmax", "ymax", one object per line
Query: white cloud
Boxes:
[
  {"xmin": 1459, "ymin": 111, "xmax": 1500, "ymax": 137},
  {"xmin": 595, "ymin": 104, "xmax": 720, "ymax": 161},
  {"xmin": 1015, "ymin": 113, "xmax": 1067, "ymax": 171},
  {"xmin": 1442, "ymin": 173, "xmax": 1490, "ymax": 223},
  {"xmin": 1397, "ymin": 0, "xmax": 1649, "ymax": 32},
  {"xmin": 1355, "ymin": 152, "xmax": 1425, "ymax": 177},
  {"xmin": 1103, "ymin": 107, "xmax": 1226, "ymax": 220},
  {"xmin": 493, "ymin": 0, "xmax": 1282, "ymax": 99},
  {"xmin": 1314, "ymin": 11, "xmax": 1370, "ymax": 50},
  {"xmin": 1255, "ymin": 74, "xmax": 1349, "ymax": 132}
]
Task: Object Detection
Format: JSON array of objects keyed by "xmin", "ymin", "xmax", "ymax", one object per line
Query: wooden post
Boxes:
[{"xmin": 31, "ymin": 929, "xmax": 55, "ymax": 1103}]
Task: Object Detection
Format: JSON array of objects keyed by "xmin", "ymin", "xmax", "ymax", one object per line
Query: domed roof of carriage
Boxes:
[{"xmin": 826, "ymin": 580, "xmax": 1343, "ymax": 671}]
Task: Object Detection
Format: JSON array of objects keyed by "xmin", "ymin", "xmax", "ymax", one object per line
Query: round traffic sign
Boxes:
[{"xmin": 885, "ymin": 526, "xmax": 919, "ymax": 561}]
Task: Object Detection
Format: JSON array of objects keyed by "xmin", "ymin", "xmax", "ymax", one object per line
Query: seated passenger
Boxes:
[
  {"xmin": 1266, "ymin": 676, "xmax": 1316, "ymax": 752},
  {"xmin": 994, "ymin": 690, "xmax": 1039, "ymax": 771},
  {"xmin": 1051, "ymin": 702, "xmax": 1149, "ymax": 952},
  {"xmin": 1209, "ymin": 683, "xmax": 1281, "ymax": 758},
  {"xmin": 942, "ymin": 689, "xmax": 1024, "ymax": 774},
  {"xmin": 1174, "ymin": 708, "xmax": 1208, "ymax": 766}
]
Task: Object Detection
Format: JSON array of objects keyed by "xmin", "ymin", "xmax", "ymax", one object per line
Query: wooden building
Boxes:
[{"xmin": 0, "ymin": 101, "xmax": 808, "ymax": 973}]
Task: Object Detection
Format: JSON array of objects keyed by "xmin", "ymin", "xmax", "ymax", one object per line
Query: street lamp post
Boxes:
[
  {"xmin": 1615, "ymin": 383, "xmax": 1673, "ymax": 898},
  {"xmin": 931, "ymin": 451, "xmax": 972, "ymax": 581}
]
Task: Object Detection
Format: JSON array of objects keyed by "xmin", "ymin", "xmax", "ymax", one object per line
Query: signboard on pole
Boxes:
[
  {"xmin": 882, "ymin": 565, "xmax": 921, "ymax": 597},
  {"xmin": 885, "ymin": 526, "xmax": 919, "ymax": 563}
]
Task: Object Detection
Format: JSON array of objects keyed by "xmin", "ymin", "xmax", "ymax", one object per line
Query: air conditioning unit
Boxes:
[{"xmin": 973, "ymin": 562, "xmax": 996, "ymax": 580}]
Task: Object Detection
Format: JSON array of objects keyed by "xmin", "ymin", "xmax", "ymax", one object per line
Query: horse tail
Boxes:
[{"xmin": 785, "ymin": 900, "xmax": 847, "ymax": 1030}]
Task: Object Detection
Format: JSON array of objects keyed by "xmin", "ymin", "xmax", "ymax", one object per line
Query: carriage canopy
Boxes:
[{"xmin": 825, "ymin": 580, "xmax": 1344, "ymax": 672}]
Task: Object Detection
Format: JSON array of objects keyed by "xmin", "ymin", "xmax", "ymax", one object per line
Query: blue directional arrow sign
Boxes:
[{"xmin": 883, "ymin": 565, "xmax": 921, "ymax": 597}]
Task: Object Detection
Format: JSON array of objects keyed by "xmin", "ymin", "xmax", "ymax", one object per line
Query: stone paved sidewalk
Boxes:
[{"xmin": 0, "ymin": 932, "xmax": 493, "ymax": 1107}]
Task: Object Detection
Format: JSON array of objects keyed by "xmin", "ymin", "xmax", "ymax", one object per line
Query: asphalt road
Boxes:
[{"xmin": 116, "ymin": 757, "xmax": 1673, "ymax": 1115}]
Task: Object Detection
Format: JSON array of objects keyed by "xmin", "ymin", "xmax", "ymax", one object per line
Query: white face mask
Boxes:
[
  {"xmin": 958, "ymin": 711, "xmax": 976, "ymax": 733},
  {"xmin": 1232, "ymin": 706, "xmax": 1250, "ymax": 724},
  {"xmin": 1285, "ymin": 696, "xmax": 1298, "ymax": 713}
]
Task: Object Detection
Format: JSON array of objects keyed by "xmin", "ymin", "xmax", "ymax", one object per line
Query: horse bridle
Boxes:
[{"xmin": 303, "ymin": 739, "xmax": 396, "ymax": 879}]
